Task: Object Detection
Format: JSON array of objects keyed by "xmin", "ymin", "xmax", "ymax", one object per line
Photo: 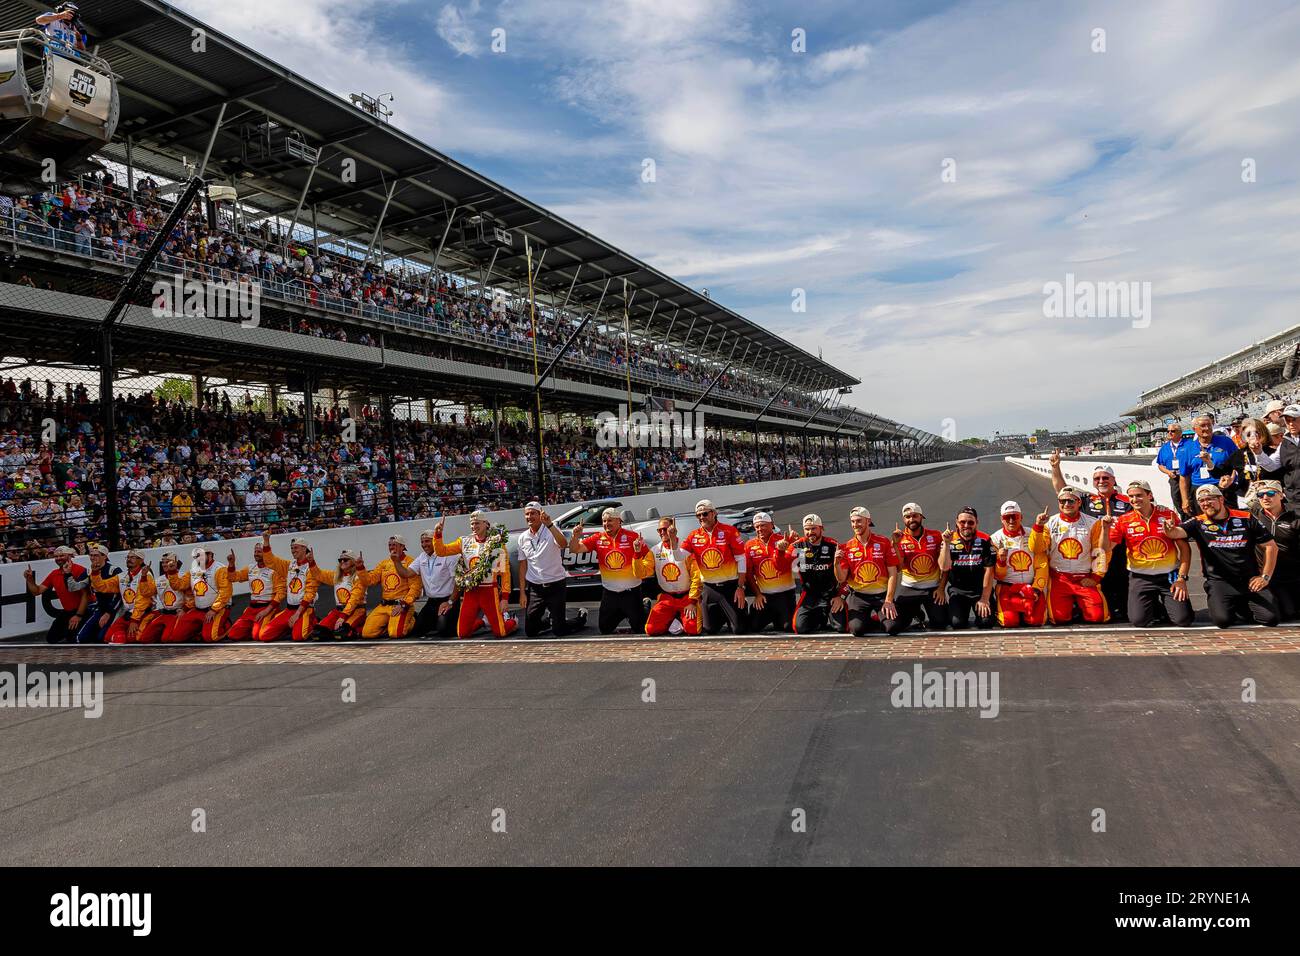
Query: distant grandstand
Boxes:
[
  {"xmin": 1038, "ymin": 328, "xmax": 1300, "ymax": 451},
  {"xmin": 0, "ymin": 0, "xmax": 971, "ymax": 554}
]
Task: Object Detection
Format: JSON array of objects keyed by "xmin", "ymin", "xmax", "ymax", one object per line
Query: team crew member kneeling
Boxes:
[
  {"xmin": 890, "ymin": 503, "xmax": 951, "ymax": 631},
  {"xmin": 681, "ymin": 499, "xmax": 748, "ymax": 635},
  {"xmin": 357, "ymin": 535, "xmax": 421, "ymax": 639},
  {"xmin": 570, "ymin": 508, "xmax": 650, "ymax": 634},
  {"xmin": 745, "ymin": 512, "xmax": 796, "ymax": 633},
  {"xmin": 939, "ymin": 507, "xmax": 995, "ymax": 629},
  {"xmin": 990, "ymin": 501, "xmax": 1049, "ymax": 627},
  {"xmin": 645, "ymin": 517, "xmax": 703, "ymax": 636},
  {"xmin": 1164, "ymin": 485, "xmax": 1280, "ymax": 628},
  {"xmin": 835, "ymin": 506, "xmax": 899, "ymax": 635},
  {"xmin": 225, "ymin": 539, "xmax": 284, "ymax": 641},
  {"xmin": 1044, "ymin": 488, "xmax": 1114, "ymax": 624},
  {"xmin": 791, "ymin": 514, "xmax": 842, "ymax": 634},
  {"xmin": 308, "ymin": 550, "xmax": 367, "ymax": 640},
  {"xmin": 435, "ymin": 514, "xmax": 518, "ymax": 639},
  {"xmin": 1108, "ymin": 479, "xmax": 1193, "ymax": 628},
  {"xmin": 391, "ymin": 530, "xmax": 459, "ymax": 640},
  {"xmin": 259, "ymin": 533, "xmax": 320, "ymax": 642}
]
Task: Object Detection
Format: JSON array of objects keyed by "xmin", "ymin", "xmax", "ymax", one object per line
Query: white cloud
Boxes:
[
  {"xmin": 808, "ymin": 44, "xmax": 870, "ymax": 80},
  {"xmin": 436, "ymin": 1, "xmax": 481, "ymax": 57}
]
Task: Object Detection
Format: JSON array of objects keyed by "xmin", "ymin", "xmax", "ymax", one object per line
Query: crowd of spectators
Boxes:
[
  {"xmin": 0, "ymin": 374, "xmax": 899, "ymax": 562},
  {"xmin": 0, "ymin": 172, "xmax": 819, "ymax": 414}
]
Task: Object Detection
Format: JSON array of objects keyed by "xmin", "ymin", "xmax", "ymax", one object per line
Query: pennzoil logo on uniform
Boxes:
[{"xmin": 68, "ymin": 69, "xmax": 96, "ymax": 106}]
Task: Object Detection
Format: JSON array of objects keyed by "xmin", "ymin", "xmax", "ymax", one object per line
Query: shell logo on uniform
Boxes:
[
  {"xmin": 249, "ymin": 579, "xmax": 265, "ymax": 595},
  {"xmin": 605, "ymin": 550, "xmax": 627, "ymax": 570},
  {"xmin": 661, "ymin": 562, "xmax": 681, "ymax": 582},
  {"xmin": 1008, "ymin": 551, "xmax": 1032, "ymax": 572},
  {"xmin": 193, "ymin": 579, "xmax": 209, "ymax": 596},
  {"xmin": 700, "ymin": 548, "xmax": 724, "ymax": 570},
  {"xmin": 909, "ymin": 553, "xmax": 936, "ymax": 575},
  {"xmin": 288, "ymin": 577, "xmax": 303, "ymax": 593},
  {"xmin": 1057, "ymin": 538, "xmax": 1084, "ymax": 560},
  {"xmin": 383, "ymin": 573, "xmax": 400, "ymax": 591},
  {"xmin": 335, "ymin": 587, "xmax": 350, "ymax": 604},
  {"xmin": 758, "ymin": 560, "xmax": 778, "ymax": 580},
  {"xmin": 123, "ymin": 588, "xmax": 137, "ymax": 603},
  {"xmin": 854, "ymin": 562, "xmax": 882, "ymax": 586},
  {"xmin": 162, "ymin": 590, "xmax": 177, "ymax": 607},
  {"xmin": 1138, "ymin": 538, "xmax": 1170, "ymax": 559},
  {"xmin": 468, "ymin": 555, "xmax": 480, "ymax": 569}
]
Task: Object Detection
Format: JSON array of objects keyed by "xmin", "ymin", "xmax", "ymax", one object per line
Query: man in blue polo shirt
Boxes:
[
  {"xmin": 1154, "ymin": 421, "xmax": 1193, "ymax": 516},
  {"xmin": 1179, "ymin": 411, "xmax": 1239, "ymax": 514}
]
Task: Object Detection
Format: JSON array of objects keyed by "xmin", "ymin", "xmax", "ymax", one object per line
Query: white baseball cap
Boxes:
[
  {"xmin": 1092, "ymin": 464, "xmax": 1116, "ymax": 476},
  {"xmin": 802, "ymin": 513, "xmax": 823, "ymax": 527},
  {"xmin": 849, "ymin": 506, "xmax": 871, "ymax": 520},
  {"xmin": 695, "ymin": 499, "xmax": 715, "ymax": 511},
  {"xmin": 901, "ymin": 502, "xmax": 923, "ymax": 516},
  {"xmin": 388, "ymin": 534, "xmax": 406, "ymax": 545},
  {"xmin": 1196, "ymin": 484, "xmax": 1224, "ymax": 499},
  {"xmin": 1000, "ymin": 500, "xmax": 1021, "ymax": 516},
  {"xmin": 752, "ymin": 511, "xmax": 773, "ymax": 524}
]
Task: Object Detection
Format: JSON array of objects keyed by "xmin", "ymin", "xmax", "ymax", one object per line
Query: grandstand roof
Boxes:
[{"xmin": 0, "ymin": 0, "xmax": 855, "ymax": 391}]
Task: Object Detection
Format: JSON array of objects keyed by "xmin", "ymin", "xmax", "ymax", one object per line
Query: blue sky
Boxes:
[{"xmin": 178, "ymin": 0, "xmax": 1300, "ymax": 437}]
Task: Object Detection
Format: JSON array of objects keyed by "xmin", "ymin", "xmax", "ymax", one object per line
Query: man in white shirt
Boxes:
[
  {"xmin": 400, "ymin": 529, "xmax": 459, "ymax": 640},
  {"xmin": 517, "ymin": 501, "xmax": 587, "ymax": 637}
]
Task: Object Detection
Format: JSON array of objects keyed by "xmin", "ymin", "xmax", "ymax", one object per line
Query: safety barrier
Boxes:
[{"xmin": 1006, "ymin": 455, "xmax": 1173, "ymax": 508}]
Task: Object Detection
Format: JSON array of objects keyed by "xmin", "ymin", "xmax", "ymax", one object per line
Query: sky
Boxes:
[{"xmin": 174, "ymin": 0, "xmax": 1300, "ymax": 439}]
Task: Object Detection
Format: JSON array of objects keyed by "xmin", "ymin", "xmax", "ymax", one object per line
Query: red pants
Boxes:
[
  {"xmin": 259, "ymin": 606, "xmax": 315, "ymax": 642},
  {"xmin": 318, "ymin": 608, "xmax": 365, "ymax": 636},
  {"xmin": 170, "ymin": 609, "xmax": 203, "ymax": 643},
  {"xmin": 225, "ymin": 603, "xmax": 276, "ymax": 642},
  {"xmin": 995, "ymin": 583, "xmax": 1047, "ymax": 627},
  {"xmin": 645, "ymin": 592, "xmax": 702, "ymax": 636},
  {"xmin": 106, "ymin": 612, "xmax": 158, "ymax": 644},
  {"xmin": 456, "ymin": 587, "xmax": 517, "ymax": 639},
  {"xmin": 1048, "ymin": 571, "xmax": 1107, "ymax": 624},
  {"xmin": 140, "ymin": 612, "xmax": 182, "ymax": 643}
]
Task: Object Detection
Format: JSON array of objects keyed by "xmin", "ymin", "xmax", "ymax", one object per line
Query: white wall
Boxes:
[
  {"xmin": 0, "ymin": 459, "xmax": 968, "ymax": 639},
  {"xmin": 1006, "ymin": 455, "xmax": 1174, "ymax": 508}
]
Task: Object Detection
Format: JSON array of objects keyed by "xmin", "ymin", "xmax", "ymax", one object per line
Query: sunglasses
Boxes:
[{"xmin": 1258, "ymin": 491, "xmax": 1279, "ymax": 498}]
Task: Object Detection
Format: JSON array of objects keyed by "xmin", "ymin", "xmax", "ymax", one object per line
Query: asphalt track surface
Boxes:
[{"xmin": 3, "ymin": 460, "xmax": 1299, "ymax": 866}]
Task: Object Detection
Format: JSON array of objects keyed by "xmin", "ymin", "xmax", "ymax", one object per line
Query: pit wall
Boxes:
[{"xmin": 1006, "ymin": 455, "xmax": 1174, "ymax": 509}]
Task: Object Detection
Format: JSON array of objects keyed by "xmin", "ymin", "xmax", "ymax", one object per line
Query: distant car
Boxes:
[{"xmin": 504, "ymin": 499, "xmax": 770, "ymax": 598}]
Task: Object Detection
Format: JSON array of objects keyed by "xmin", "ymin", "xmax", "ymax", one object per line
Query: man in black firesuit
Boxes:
[{"xmin": 790, "ymin": 513, "xmax": 842, "ymax": 634}]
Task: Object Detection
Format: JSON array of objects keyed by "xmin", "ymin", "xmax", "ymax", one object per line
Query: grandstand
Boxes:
[{"xmin": 0, "ymin": 0, "xmax": 969, "ymax": 555}]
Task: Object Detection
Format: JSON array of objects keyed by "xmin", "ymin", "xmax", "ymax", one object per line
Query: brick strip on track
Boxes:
[{"xmin": 2, "ymin": 627, "xmax": 1299, "ymax": 663}]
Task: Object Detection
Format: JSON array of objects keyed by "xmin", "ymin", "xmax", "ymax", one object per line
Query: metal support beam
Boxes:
[
  {"xmin": 364, "ymin": 176, "xmax": 399, "ymax": 264},
  {"xmin": 196, "ymin": 102, "xmax": 228, "ymax": 180}
]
